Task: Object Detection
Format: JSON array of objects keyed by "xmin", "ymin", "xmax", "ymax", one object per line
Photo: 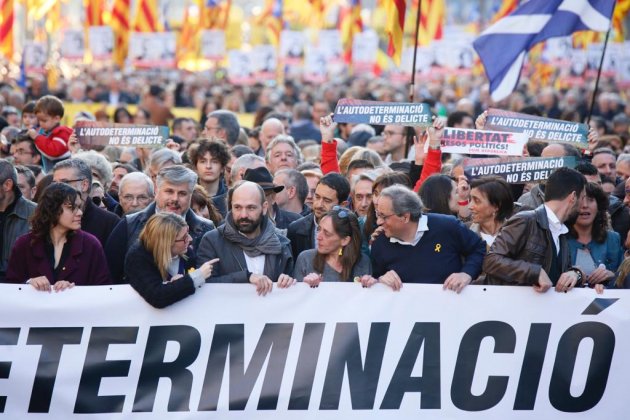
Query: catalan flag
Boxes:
[
  {"xmin": 201, "ymin": 0, "xmax": 231, "ymax": 30},
  {"xmin": 177, "ymin": 1, "xmax": 200, "ymax": 66},
  {"xmin": 413, "ymin": 0, "xmax": 444, "ymax": 46},
  {"xmin": 0, "ymin": 0, "xmax": 14, "ymax": 60},
  {"xmin": 133, "ymin": 0, "xmax": 162, "ymax": 32},
  {"xmin": 339, "ymin": 0, "xmax": 362, "ymax": 63},
  {"xmin": 308, "ymin": 0, "xmax": 325, "ymax": 28},
  {"xmin": 385, "ymin": 0, "xmax": 406, "ymax": 65},
  {"xmin": 612, "ymin": 0, "xmax": 630, "ymax": 41},
  {"xmin": 265, "ymin": 0, "xmax": 283, "ymax": 46},
  {"xmin": 490, "ymin": 0, "xmax": 519, "ymax": 24},
  {"xmin": 85, "ymin": 0, "xmax": 105, "ymax": 27},
  {"xmin": 110, "ymin": 0, "xmax": 130, "ymax": 67}
]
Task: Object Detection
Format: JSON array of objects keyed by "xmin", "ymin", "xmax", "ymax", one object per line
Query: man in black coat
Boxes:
[{"xmin": 287, "ymin": 172, "xmax": 350, "ymax": 259}]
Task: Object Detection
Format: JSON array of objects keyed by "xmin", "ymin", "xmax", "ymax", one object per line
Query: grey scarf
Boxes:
[{"xmin": 222, "ymin": 213, "xmax": 282, "ymax": 257}]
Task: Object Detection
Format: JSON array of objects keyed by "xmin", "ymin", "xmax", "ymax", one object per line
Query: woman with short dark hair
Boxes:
[
  {"xmin": 6, "ymin": 183, "xmax": 111, "ymax": 290},
  {"xmin": 419, "ymin": 174, "xmax": 459, "ymax": 216},
  {"xmin": 468, "ymin": 176, "xmax": 514, "ymax": 247}
]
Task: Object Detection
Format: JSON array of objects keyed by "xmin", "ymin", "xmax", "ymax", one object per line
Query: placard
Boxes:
[
  {"xmin": 464, "ymin": 156, "xmax": 578, "ymax": 183},
  {"xmin": 89, "ymin": 26, "xmax": 114, "ymax": 61},
  {"xmin": 334, "ymin": 99, "xmax": 432, "ymax": 126},
  {"xmin": 441, "ymin": 128, "xmax": 528, "ymax": 156},
  {"xmin": 74, "ymin": 121, "xmax": 169, "ymax": 149},
  {"xmin": 60, "ymin": 30, "xmax": 85, "ymax": 60},
  {"xmin": 200, "ymin": 30, "xmax": 225, "ymax": 60},
  {"xmin": 129, "ymin": 32, "xmax": 177, "ymax": 68}
]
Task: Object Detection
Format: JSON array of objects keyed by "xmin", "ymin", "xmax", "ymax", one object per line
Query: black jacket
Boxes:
[
  {"xmin": 105, "ymin": 202, "xmax": 214, "ymax": 283},
  {"xmin": 274, "ymin": 204, "xmax": 301, "ymax": 230},
  {"xmin": 82, "ymin": 198, "xmax": 120, "ymax": 247},
  {"xmin": 287, "ymin": 214, "xmax": 316, "ymax": 259}
]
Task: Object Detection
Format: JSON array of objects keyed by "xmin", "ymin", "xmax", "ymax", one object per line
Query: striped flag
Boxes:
[
  {"xmin": 385, "ymin": 0, "xmax": 406, "ymax": 65},
  {"xmin": 414, "ymin": 0, "xmax": 444, "ymax": 46},
  {"xmin": 85, "ymin": 0, "xmax": 105, "ymax": 27},
  {"xmin": 0, "ymin": 0, "xmax": 14, "ymax": 60},
  {"xmin": 473, "ymin": 0, "xmax": 616, "ymax": 102},
  {"xmin": 201, "ymin": 0, "xmax": 231, "ymax": 30},
  {"xmin": 110, "ymin": 0, "xmax": 130, "ymax": 67},
  {"xmin": 177, "ymin": 1, "xmax": 200, "ymax": 66},
  {"xmin": 339, "ymin": 0, "xmax": 362, "ymax": 63},
  {"xmin": 133, "ymin": 0, "xmax": 162, "ymax": 32},
  {"xmin": 612, "ymin": 0, "xmax": 630, "ymax": 41}
]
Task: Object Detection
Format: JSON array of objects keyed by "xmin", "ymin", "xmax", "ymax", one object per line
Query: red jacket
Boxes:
[
  {"xmin": 414, "ymin": 149, "xmax": 442, "ymax": 192},
  {"xmin": 321, "ymin": 140, "xmax": 340, "ymax": 174},
  {"xmin": 34, "ymin": 125, "xmax": 73, "ymax": 159}
]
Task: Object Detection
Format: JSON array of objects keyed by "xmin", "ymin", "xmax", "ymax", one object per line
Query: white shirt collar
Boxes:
[{"xmin": 390, "ymin": 214, "xmax": 429, "ymax": 246}]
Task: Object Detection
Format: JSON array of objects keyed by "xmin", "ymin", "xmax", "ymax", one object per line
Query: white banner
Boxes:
[
  {"xmin": 200, "ymin": 30, "xmax": 225, "ymax": 60},
  {"xmin": 0, "ymin": 284, "xmax": 627, "ymax": 419},
  {"xmin": 88, "ymin": 26, "xmax": 114, "ymax": 61},
  {"xmin": 60, "ymin": 30, "xmax": 85, "ymax": 60},
  {"xmin": 441, "ymin": 127, "xmax": 528, "ymax": 156},
  {"xmin": 129, "ymin": 32, "xmax": 176, "ymax": 69}
]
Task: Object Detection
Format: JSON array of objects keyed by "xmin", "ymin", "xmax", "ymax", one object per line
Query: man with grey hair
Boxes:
[
  {"xmin": 259, "ymin": 118, "xmax": 285, "ymax": 153},
  {"xmin": 273, "ymin": 168, "xmax": 310, "ymax": 216},
  {"xmin": 105, "ymin": 165, "xmax": 214, "ymax": 283},
  {"xmin": 616, "ymin": 153, "xmax": 630, "ymax": 182},
  {"xmin": 74, "ymin": 150, "xmax": 118, "ymax": 211},
  {"xmin": 117, "ymin": 172, "xmax": 154, "ymax": 215},
  {"xmin": 266, "ymin": 135, "xmax": 302, "ymax": 175},
  {"xmin": 230, "ymin": 154, "xmax": 266, "ymax": 185},
  {"xmin": 367, "ymin": 185, "xmax": 485, "ymax": 292},
  {"xmin": 146, "ymin": 148, "xmax": 182, "ymax": 187},
  {"xmin": 203, "ymin": 110, "xmax": 241, "ymax": 146},
  {"xmin": 0, "ymin": 159, "xmax": 36, "ymax": 282},
  {"xmin": 52, "ymin": 158, "xmax": 120, "ymax": 246}
]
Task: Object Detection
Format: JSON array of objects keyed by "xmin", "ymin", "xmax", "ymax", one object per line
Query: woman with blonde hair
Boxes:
[{"xmin": 125, "ymin": 212, "xmax": 218, "ymax": 308}]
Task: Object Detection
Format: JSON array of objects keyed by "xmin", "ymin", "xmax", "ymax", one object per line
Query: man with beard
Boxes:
[
  {"xmin": 484, "ymin": 167, "xmax": 587, "ymax": 293},
  {"xmin": 196, "ymin": 181, "xmax": 293, "ymax": 296},
  {"xmin": 105, "ymin": 165, "xmax": 214, "ymax": 283}
]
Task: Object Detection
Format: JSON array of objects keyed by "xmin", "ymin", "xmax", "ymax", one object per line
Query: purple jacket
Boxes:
[{"xmin": 5, "ymin": 230, "xmax": 112, "ymax": 285}]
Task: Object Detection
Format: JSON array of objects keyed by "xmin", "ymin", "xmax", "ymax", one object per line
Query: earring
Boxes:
[{"xmin": 338, "ymin": 247, "xmax": 343, "ymax": 256}]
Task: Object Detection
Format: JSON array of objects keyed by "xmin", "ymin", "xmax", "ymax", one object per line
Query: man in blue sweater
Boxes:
[{"xmin": 370, "ymin": 185, "xmax": 486, "ymax": 293}]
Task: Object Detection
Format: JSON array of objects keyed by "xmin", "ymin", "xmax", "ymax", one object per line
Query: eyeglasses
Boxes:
[
  {"xmin": 121, "ymin": 194, "xmax": 152, "ymax": 203},
  {"xmin": 174, "ymin": 232, "xmax": 191, "ymax": 243},
  {"xmin": 383, "ymin": 130, "xmax": 404, "ymax": 137},
  {"xmin": 92, "ymin": 196, "xmax": 103, "ymax": 206},
  {"xmin": 57, "ymin": 178, "xmax": 85, "ymax": 185},
  {"xmin": 375, "ymin": 212, "xmax": 397, "ymax": 221},
  {"xmin": 13, "ymin": 148, "xmax": 34, "ymax": 156}
]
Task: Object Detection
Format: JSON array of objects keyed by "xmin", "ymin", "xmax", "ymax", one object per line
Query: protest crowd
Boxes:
[{"xmin": 1, "ymin": 62, "xmax": 630, "ymax": 306}]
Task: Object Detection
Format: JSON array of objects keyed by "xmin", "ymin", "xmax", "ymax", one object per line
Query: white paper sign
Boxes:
[
  {"xmin": 200, "ymin": 30, "xmax": 225, "ymax": 60},
  {"xmin": 60, "ymin": 30, "xmax": 85, "ymax": 60},
  {"xmin": 89, "ymin": 26, "xmax": 114, "ymax": 60},
  {"xmin": 129, "ymin": 32, "xmax": 177, "ymax": 68}
]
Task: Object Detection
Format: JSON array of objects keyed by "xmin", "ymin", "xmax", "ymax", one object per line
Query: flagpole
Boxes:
[
  {"xmin": 409, "ymin": 0, "xmax": 422, "ymax": 102},
  {"xmin": 586, "ymin": 26, "xmax": 612, "ymax": 125}
]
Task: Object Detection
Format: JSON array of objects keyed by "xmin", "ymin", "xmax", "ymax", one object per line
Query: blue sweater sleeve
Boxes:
[{"xmin": 455, "ymin": 219, "xmax": 486, "ymax": 279}]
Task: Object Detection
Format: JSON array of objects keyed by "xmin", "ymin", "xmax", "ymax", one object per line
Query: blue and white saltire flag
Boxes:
[{"xmin": 473, "ymin": 0, "xmax": 616, "ymax": 102}]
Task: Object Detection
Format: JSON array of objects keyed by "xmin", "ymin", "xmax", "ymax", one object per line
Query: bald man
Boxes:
[{"xmin": 259, "ymin": 118, "xmax": 285, "ymax": 154}]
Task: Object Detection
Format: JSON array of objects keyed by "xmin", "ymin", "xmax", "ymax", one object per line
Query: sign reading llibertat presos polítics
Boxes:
[
  {"xmin": 74, "ymin": 121, "xmax": 169, "ymax": 149},
  {"xmin": 484, "ymin": 108, "xmax": 589, "ymax": 149},
  {"xmin": 441, "ymin": 127, "xmax": 528, "ymax": 156},
  {"xmin": 333, "ymin": 99, "xmax": 433, "ymax": 126},
  {"xmin": 464, "ymin": 156, "xmax": 578, "ymax": 183}
]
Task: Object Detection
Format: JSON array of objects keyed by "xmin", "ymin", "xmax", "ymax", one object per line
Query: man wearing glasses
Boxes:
[
  {"xmin": 117, "ymin": 172, "xmax": 154, "ymax": 215},
  {"xmin": 52, "ymin": 158, "xmax": 120, "ymax": 247},
  {"xmin": 11, "ymin": 133, "xmax": 41, "ymax": 166},
  {"xmin": 369, "ymin": 185, "xmax": 485, "ymax": 293},
  {"xmin": 106, "ymin": 165, "xmax": 214, "ymax": 284},
  {"xmin": 0, "ymin": 160, "xmax": 36, "ymax": 282},
  {"xmin": 202, "ymin": 110, "xmax": 241, "ymax": 147}
]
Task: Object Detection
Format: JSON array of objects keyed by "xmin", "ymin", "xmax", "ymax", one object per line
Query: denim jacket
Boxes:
[{"xmin": 567, "ymin": 230, "xmax": 623, "ymax": 273}]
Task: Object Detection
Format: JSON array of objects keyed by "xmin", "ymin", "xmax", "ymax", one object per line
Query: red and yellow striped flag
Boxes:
[
  {"xmin": 385, "ymin": 0, "xmax": 406, "ymax": 65},
  {"xmin": 111, "ymin": 0, "xmax": 130, "ymax": 67},
  {"xmin": 201, "ymin": 0, "xmax": 231, "ymax": 30},
  {"xmin": 490, "ymin": 0, "xmax": 519, "ymax": 24},
  {"xmin": 133, "ymin": 0, "xmax": 162, "ymax": 32},
  {"xmin": 612, "ymin": 0, "xmax": 630, "ymax": 42},
  {"xmin": 339, "ymin": 0, "xmax": 362, "ymax": 63},
  {"xmin": 413, "ymin": 0, "xmax": 444, "ymax": 46},
  {"xmin": 0, "ymin": 0, "xmax": 14, "ymax": 60},
  {"xmin": 177, "ymin": 1, "xmax": 200, "ymax": 66},
  {"xmin": 85, "ymin": 0, "xmax": 105, "ymax": 26}
]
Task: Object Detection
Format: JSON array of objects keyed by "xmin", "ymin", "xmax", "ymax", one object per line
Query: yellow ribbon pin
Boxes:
[{"xmin": 434, "ymin": 244, "xmax": 442, "ymax": 252}]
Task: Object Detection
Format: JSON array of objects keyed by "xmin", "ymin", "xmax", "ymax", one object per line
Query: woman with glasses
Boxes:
[
  {"xmin": 124, "ymin": 212, "xmax": 218, "ymax": 308},
  {"xmin": 291, "ymin": 206, "xmax": 371, "ymax": 286},
  {"xmin": 5, "ymin": 183, "xmax": 111, "ymax": 290}
]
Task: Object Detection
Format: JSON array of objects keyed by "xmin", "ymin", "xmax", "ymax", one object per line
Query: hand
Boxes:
[
  {"xmin": 68, "ymin": 131, "xmax": 80, "ymax": 154},
  {"xmin": 456, "ymin": 176, "xmax": 470, "ymax": 202},
  {"xmin": 594, "ymin": 284, "xmax": 605, "ymax": 294},
  {"xmin": 534, "ymin": 269, "xmax": 552, "ymax": 293},
  {"xmin": 359, "ymin": 275, "xmax": 378, "ymax": 288},
  {"xmin": 277, "ymin": 273, "xmax": 296, "ymax": 288},
  {"xmin": 379, "ymin": 270, "xmax": 403, "ymax": 291},
  {"xmin": 27, "ymin": 128, "xmax": 38, "ymax": 140},
  {"xmin": 168, "ymin": 274, "xmax": 184, "ymax": 282},
  {"xmin": 443, "ymin": 272, "xmax": 472, "ymax": 294},
  {"xmin": 555, "ymin": 270, "xmax": 579, "ymax": 293},
  {"xmin": 413, "ymin": 134, "xmax": 428, "ymax": 165},
  {"xmin": 249, "ymin": 273, "xmax": 273, "ymax": 296},
  {"xmin": 53, "ymin": 280, "xmax": 75, "ymax": 292},
  {"xmin": 319, "ymin": 113, "xmax": 336, "ymax": 144},
  {"xmin": 475, "ymin": 110, "xmax": 488, "ymax": 130},
  {"xmin": 426, "ymin": 117, "xmax": 444, "ymax": 149},
  {"xmin": 198, "ymin": 258, "xmax": 220, "ymax": 279},
  {"xmin": 587, "ymin": 266, "xmax": 614, "ymax": 285},
  {"xmin": 165, "ymin": 139, "xmax": 181, "ymax": 152},
  {"xmin": 369, "ymin": 226, "xmax": 385, "ymax": 245},
  {"xmin": 28, "ymin": 276, "xmax": 52, "ymax": 292},
  {"xmin": 303, "ymin": 273, "xmax": 322, "ymax": 288}
]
